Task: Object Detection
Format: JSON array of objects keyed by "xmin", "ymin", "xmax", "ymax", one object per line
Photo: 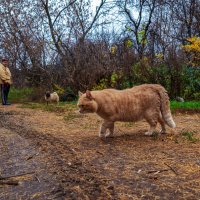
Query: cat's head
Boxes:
[{"xmin": 77, "ymin": 90, "xmax": 98, "ymax": 113}]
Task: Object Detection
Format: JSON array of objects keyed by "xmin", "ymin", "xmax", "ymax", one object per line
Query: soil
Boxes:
[{"xmin": 0, "ymin": 104, "xmax": 200, "ymax": 200}]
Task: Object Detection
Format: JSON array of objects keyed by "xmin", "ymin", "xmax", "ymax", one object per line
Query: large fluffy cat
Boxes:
[{"xmin": 77, "ymin": 84, "xmax": 176, "ymax": 138}]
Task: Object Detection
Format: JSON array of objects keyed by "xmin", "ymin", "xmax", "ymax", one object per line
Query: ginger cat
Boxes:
[{"xmin": 77, "ymin": 84, "xmax": 176, "ymax": 138}]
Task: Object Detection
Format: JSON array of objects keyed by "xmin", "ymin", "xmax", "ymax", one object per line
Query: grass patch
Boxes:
[
  {"xmin": 83, "ymin": 119, "xmax": 100, "ymax": 129},
  {"xmin": 9, "ymin": 87, "xmax": 33, "ymax": 103},
  {"xmin": 152, "ymin": 132, "xmax": 159, "ymax": 140},
  {"xmin": 171, "ymin": 101, "xmax": 200, "ymax": 109},
  {"xmin": 64, "ymin": 112, "xmax": 83, "ymax": 121},
  {"xmin": 181, "ymin": 131, "xmax": 199, "ymax": 143},
  {"xmin": 170, "ymin": 101, "xmax": 200, "ymax": 113},
  {"xmin": 20, "ymin": 101, "xmax": 82, "ymax": 121},
  {"xmin": 123, "ymin": 122, "xmax": 134, "ymax": 127},
  {"xmin": 19, "ymin": 102, "xmax": 77, "ymax": 113}
]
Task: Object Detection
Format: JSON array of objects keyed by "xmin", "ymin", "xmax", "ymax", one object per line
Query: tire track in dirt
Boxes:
[
  {"xmin": 0, "ymin": 107, "xmax": 200, "ymax": 199},
  {"xmin": 0, "ymin": 110, "xmax": 116, "ymax": 199}
]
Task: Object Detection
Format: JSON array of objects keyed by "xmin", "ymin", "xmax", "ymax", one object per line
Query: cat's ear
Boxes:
[
  {"xmin": 86, "ymin": 90, "xmax": 93, "ymax": 100},
  {"xmin": 78, "ymin": 91, "xmax": 83, "ymax": 96}
]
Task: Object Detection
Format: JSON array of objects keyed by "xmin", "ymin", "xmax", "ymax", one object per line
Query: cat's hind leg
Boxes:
[
  {"xmin": 144, "ymin": 115, "xmax": 158, "ymax": 136},
  {"xmin": 158, "ymin": 113, "xmax": 166, "ymax": 134}
]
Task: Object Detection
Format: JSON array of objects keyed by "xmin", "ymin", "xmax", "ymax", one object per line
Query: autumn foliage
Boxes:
[{"xmin": 183, "ymin": 37, "xmax": 200, "ymax": 67}]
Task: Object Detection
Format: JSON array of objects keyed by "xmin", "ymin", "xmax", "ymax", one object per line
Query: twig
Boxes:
[
  {"xmin": 164, "ymin": 163, "xmax": 178, "ymax": 175},
  {"xmin": 35, "ymin": 175, "xmax": 40, "ymax": 183},
  {"xmin": 26, "ymin": 152, "xmax": 39, "ymax": 160},
  {"xmin": 96, "ymin": 150, "xmax": 104, "ymax": 155},
  {"xmin": 0, "ymin": 171, "xmax": 35, "ymax": 180},
  {"xmin": 161, "ymin": 151, "xmax": 171, "ymax": 156},
  {"xmin": 147, "ymin": 169, "xmax": 169, "ymax": 174},
  {"xmin": 0, "ymin": 180, "xmax": 19, "ymax": 186}
]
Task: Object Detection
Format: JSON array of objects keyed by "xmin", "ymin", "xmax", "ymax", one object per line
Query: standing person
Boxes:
[{"xmin": 0, "ymin": 58, "xmax": 12, "ymax": 105}]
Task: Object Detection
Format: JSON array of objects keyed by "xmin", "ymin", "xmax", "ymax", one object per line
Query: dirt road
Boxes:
[{"xmin": 0, "ymin": 104, "xmax": 200, "ymax": 199}]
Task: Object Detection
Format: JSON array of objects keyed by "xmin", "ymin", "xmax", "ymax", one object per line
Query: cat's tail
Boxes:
[{"xmin": 158, "ymin": 87, "xmax": 176, "ymax": 128}]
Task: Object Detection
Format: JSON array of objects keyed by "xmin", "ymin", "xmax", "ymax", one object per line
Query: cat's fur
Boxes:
[{"xmin": 77, "ymin": 84, "xmax": 176, "ymax": 138}]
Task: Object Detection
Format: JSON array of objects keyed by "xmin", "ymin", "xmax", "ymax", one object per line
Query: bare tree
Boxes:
[{"xmin": 116, "ymin": 0, "xmax": 161, "ymax": 57}]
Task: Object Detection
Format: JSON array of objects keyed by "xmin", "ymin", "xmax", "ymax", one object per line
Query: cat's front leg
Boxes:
[
  {"xmin": 105, "ymin": 122, "xmax": 114, "ymax": 138},
  {"xmin": 99, "ymin": 128, "xmax": 105, "ymax": 138},
  {"xmin": 99, "ymin": 121, "xmax": 107, "ymax": 138},
  {"xmin": 99, "ymin": 121, "xmax": 114, "ymax": 138}
]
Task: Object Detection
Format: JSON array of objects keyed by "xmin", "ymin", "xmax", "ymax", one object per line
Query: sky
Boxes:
[
  {"xmin": 90, "ymin": 0, "xmax": 125, "ymax": 34},
  {"xmin": 91, "ymin": 0, "xmax": 101, "ymax": 13}
]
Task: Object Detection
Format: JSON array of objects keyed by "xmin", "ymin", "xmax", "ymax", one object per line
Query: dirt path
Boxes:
[{"xmin": 0, "ymin": 104, "xmax": 200, "ymax": 199}]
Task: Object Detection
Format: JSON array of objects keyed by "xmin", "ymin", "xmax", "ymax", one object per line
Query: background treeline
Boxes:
[{"xmin": 0, "ymin": 0, "xmax": 200, "ymax": 100}]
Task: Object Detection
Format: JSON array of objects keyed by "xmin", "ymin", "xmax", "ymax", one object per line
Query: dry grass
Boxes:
[{"xmin": 0, "ymin": 104, "xmax": 200, "ymax": 199}]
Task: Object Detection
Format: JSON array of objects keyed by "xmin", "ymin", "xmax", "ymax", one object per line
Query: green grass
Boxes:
[
  {"xmin": 170, "ymin": 101, "xmax": 200, "ymax": 111},
  {"xmin": 20, "ymin": 101, "xmax": 82, "ymax": 122},
  {"xmin": 19, "ymin": 102, "xmax": 77, "ymax": 113},
  {"xmin": 7, "ymin": 87, "xmax": 200, "ymax": 113},
  {"xmin": 152, "ymin": 132, "xmax": 159, "ymax": 140},
  {"xmin": 9, "ymin": 87, "xmax": 33, "ymax": 103},
  {"xmin": 64, "ymin": 111, "xmax": 83, "ymax": 121},
  {"xmin": 181, "ymin": 131, "xmax": 199, "ymax": 143}
]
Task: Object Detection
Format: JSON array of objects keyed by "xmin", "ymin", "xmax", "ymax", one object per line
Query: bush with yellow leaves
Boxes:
[{"xmin": 182, "ymin": 36, "xmax": 200, "ymax": 66}]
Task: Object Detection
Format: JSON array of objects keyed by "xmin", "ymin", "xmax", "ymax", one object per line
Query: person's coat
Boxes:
[{"xmin": 0, "ymin": 63, "xmax": 12, "ymax": 84}]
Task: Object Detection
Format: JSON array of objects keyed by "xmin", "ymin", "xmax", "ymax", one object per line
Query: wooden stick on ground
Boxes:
[
  {"xmin": 0, "ymin": 171, "xmax": 35, "ymax": 180},
  {"xmin": 0, "ymin": 180, "xmax": 19, "ymax": 186},
  {"xmin": 164, "ymin": 162, "xmax": 179, "ymax": 175},
  {"xmin": 147, "ymin": 169, "xmax": 169, "ymax": 174}
]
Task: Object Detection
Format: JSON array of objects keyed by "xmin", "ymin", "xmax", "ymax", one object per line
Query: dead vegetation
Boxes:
[{"xmin": 0, "ymin": 104, "xmax": 200, "ymax": 199}]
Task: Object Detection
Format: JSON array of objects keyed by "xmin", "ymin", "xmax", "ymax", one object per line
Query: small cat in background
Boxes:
[{"xmin": 77, "ymin": 84, "xmax": 176, "ymax": 138}]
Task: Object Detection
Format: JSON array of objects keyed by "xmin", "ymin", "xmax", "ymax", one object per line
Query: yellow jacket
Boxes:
[{"xmin": 0, "ymin": 63, "xmax": 12, "ymax": 84}]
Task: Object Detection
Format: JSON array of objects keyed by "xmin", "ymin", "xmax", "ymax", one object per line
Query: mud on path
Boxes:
[{"xmin": 0, "ymin": 104, "xmax": 200, "ymax": 200}]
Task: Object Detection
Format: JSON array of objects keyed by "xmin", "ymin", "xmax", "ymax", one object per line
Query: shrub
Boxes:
[{"xmin": 9, "ymin": 87, "xmax": 33, "ymax": 103}]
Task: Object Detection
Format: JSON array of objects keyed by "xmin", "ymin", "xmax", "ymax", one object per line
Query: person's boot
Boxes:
[{"xmin": 2, "ymin": 102, "xmax": 11, "ymax": 105}]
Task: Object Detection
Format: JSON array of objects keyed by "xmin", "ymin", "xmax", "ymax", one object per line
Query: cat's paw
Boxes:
[
  {"xmin": 99, "ymin": 133, "xmax": 105, "ymax": 138},
  {"xmin": 105, "ymin": 133, "xmax": 114, "ymax": 138},
  {"xmin": 159, "ymin": 129, "xmax": 166, "ymax": 134},
  {"xmin": 144, "ymin": 131, "xmax": 153, "ymax": 136}
]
